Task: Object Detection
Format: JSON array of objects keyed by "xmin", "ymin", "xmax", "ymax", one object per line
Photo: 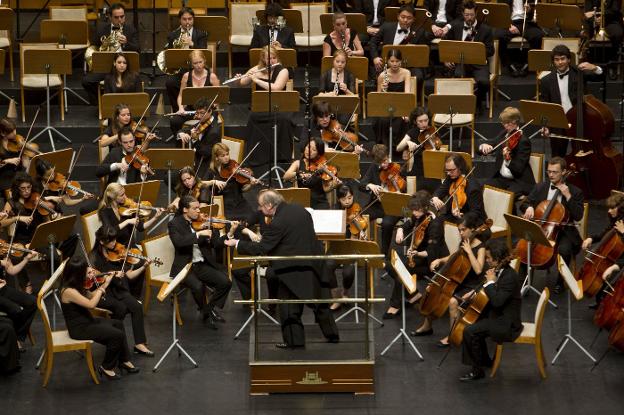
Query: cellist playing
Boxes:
[{"xmin": 521, "ymin": 157, "xmax": 584, "ymax": 294}]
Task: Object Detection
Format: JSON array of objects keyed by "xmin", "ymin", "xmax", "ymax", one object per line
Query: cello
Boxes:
[{"xmin": 575, "ymin": 226, "xmax": 624, "ymax": 297}]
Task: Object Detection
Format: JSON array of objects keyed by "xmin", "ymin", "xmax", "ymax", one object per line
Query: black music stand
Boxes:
[
  {"xmin": 366, "ymin": 91, "xmax": 414, "ymax": 160},
  {"xmin": 427, "ymin": 94, "xmax": 478, "ymax": 154},
  {"xmin": 504, "ymin": 213, "xmax": 558, "ymax": 308},
  {"xmin": 153, "ymin": 263, "xmax": 199, "ymax": 371},
  {"xmin": 24, "ymin": 49, "xmax": 72, "ymax": 151}
]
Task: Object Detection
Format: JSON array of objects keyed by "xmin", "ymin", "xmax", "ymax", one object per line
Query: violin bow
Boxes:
[
  {"xmin": 3, "ymin": 207, "xmax": 21, "ymax": 261},
  {"xmin": 404, "ymin": 114, "xmax": 456, "ymax": 164},
  {"xmin": 120, "ymin": 177, "xmax": 146, "ymax": 273},
  {"xmin": 222, "ymin": 142, "xmax": 260, "ymax": 187},
  {"xmin": 333, "ymin": 103, "xmax": 360, "ymax": 150},
  {"xmin": 16, "ymin": 107, "xmax": 41, "ymax": 164},
  {"xmin": 131, "ymin": 93, "xmax": 159, "ymax": 135},
  {"xmin": 489, "ymin": 119, "xmax": 534, "ymax": 153},
  {"xmin": 27, "ymin": 172, "xmax": 55, "ymax": 224},
  {"xmin": 59, "ymin": 145, "xmax": 84, "ymax": 197}
]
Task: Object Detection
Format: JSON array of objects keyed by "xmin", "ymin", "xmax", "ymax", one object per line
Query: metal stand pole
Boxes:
[
  {"xmin": 551, "ymin": 289, "xmax": 596, "ymax": 364},
  {"xmin": 380, "ymin": 287, "xmax": 424, "ymax": 360},
  {"xmin": 153, "ymin": 295, "xmax": 198, "ymax": 372},
  {"xmin": 234, "ymin": 266, "xmax": 279, "ymax": 339},
  {"xmin": 521, "ymin": 241, "xmax": 558, "ymax": 308},
  {"xmin": 30, "ymin": 66, "xmax": 71, "ymax": 151},
  {"xmin": 148, "ymin": 168, "xmax": 174, "ymax": 234},
  {"xmin": 336, "ymin": 262, "xmax": 383, "ymax": 325},
  {"xmin": 258, "ymin": 122, "xmax": 285, "ymax": 188}
]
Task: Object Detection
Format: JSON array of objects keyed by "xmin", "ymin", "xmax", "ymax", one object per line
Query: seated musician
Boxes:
[
  {"xmin": 0, "ymin": 118, "xmax": 28, "ymax": 201},
  {"xmin": 168, "ymin": 195, "xmax": 232, "ymax": 329},
  {"xmin": 250, "ymin": 3, "xmax": 296, "ymax": 49},
  {"xmin": 103, "ymin": 53, "xmax": 141, "ymax": 95},
  {"xmin": 414, "ymin": 212, "xmax": 487, "ymax": 343},
  {"xmin": 370, "ymin": 5, "xmax": 427, "ymax": 78},
  {"xmin": 60, "ymin": 255, "xmax": 139, "ymax": 380},
  {"xmin": 388, "ymin": 191, "xmax": 448, "ymax": 317},
  {"xmin": 283, "ymin": 137, "xmax": 342, "ymax": 209},
  {"xmin": 396, "ymin": 106, "xmax": 442, "ymax": 192},
  {"xmin": 443, "ymin": 0, "xmax": 494, "ymax": 114},
  {"xmin": 0, "ymin": 314, "xmax": 20, "ymax": 374},
  {"xmin": 318, "ymin": 50, "xmax": 356, "ymax": 97},
  {"xmin": 35, "ymin": 158, "xmax": 95, "ymax": 209},
  {"xmin": 96, "ymin": 127, "xmax": 152, "ymax": 186},
  {"xmin": 302, "ymin": 101, "xmax": 363, "ymax": 153},
  {"xmin": 99, "ymin": 104, "xmax": 133, "ymax": 149},
  {"xmin": 460, "ymin": 239, "xmax": 522, "ymax": 381},
  {"xmin": 89, "ymin": 225, "xmax": 154, "ymax": 356},
  {"xmin": 478, "ymin": 106, "xmax": 535, "ymax": 197},
  {"xmin": 584, "ymin": 0, "xmax": 624, "ymax": 54},
  {"xmin": 494, "ymin": 0, "xmax": 544, "ymax": 77},
  {"xmin": 0, "ymin": 253, "xmax": 37, "ymax": 349},
  {"xmin": 539, "ymin": 45, "xmax": 603, "ymax": 157},
  {"xmin": 521, "ymin": 157, "xmax": 584, "ymax": 294},
  {"xmin": 581, "ymin": 192, "xmax": 624, "ymax": 307},
  {"xmin": 431, "ymin": 153, "xmax": 486, "ymax": 224},
  {"xmin": 169, "ymin": 50, "xmax": 220, "ymax": 136},
  {"xmin": 169, "ymin": 166, "xmax": 213, "ymax": 209},
  {"xmin": 424, "ymin": 0, "xmax": 463, "ymax": 43},
  {"xmin": 323, "ymin": 12, "xmax": 365, "ymax": 57},
  {"xmin": 81, "ymin": 3, "xmax": 140, "ymax": 106},
  {"xmin": 164, "ymin": 7, "xmax": 208, "ymax": 113}
]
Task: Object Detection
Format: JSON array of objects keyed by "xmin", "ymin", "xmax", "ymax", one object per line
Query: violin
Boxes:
[
  {"xmin": 103, "ymin": 242, "xmax": 163, "ymax": 266},
  {"xmin": 124, "ymin": 148, "xmax": 154, "ymax": 175},
  {"xmin": 192, "ymin": 212, "xmax": 244, "ymax": 231},
  {"xmin": 321, "ymin": 119, "xmax": 359, "ymax": 151},
  {"xmin": 5, "ymin": 134, "xmax": 41, "ymax": 158},
  {"xmin": 379, "ymin": 163, "xmax": 406, "ymax": 193},
  {"xmin": 449, "ymin": 175, "xmax": 468, "ymax": 213},
  {"xmin": 515, "ymin": 166, "xmax": 577, "ymax": 269},
  {"xmin": 575, "ymin": 225, "xmax": 624, "ymax": 297},
  {"xmin": 119, "ymin": 198, "xmax": 173, "ymax": 218},
  {"xmin": 304, "ymin": 155, "xmax": 340, "ymax": 183},
  {"xmin": 407, "ymin": 214, "xmax": 433, "ymax": 268},
  {"xmin": 83, "ymin": 270, "xmax": 110, "ymax": 290},
  {"xmin": 22, "ymin": 192, "xmax": 57, "ymax": 217},
  {"xmin": 419, "ymin": 219, "xmax": 493, "ymax": 319},
  {"xmin": 346, "ymin": 202, "xmax": 368, "ymax": 238},
  {"xmin": 47, "ymin": 172, "xmax": 94, "ymax": 199},
  {"xmin": 0, "ymin": 238, "xmax": 46, "ymax": 260},
  {"xmin": 190, "ymin": 104, "xmax": 217, "ymax": 144},
  {"xmin": 219, "ymin": 160, "xmax": 264, "ymax": 186},
  {"xmin": 504, "ymin": 129, "xmax": 522, "ymax": 161},
  {"xmin": 416, "ymin": 127, "xmax": 442, "ymax": 151}
]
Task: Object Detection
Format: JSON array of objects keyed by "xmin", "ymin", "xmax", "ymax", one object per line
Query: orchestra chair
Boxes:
[
  {"xmin": 19, "ymin": 43, "xmax": 65, "ymax": 123},
  {"xmin": 93, "ymin": 51, "xmax": 142, "ymax": 118},
  {"xmin": 406, "ymin": 176, "xmax": 417, "ymax": 195},
  {"xmin": 320, "ymin": 55, "xmax": 368, "ymax": 118},
  {"xmin": 0, "ymin": 7, "xmax": 14, "ymax": 81},
  {"xmin": 577, "ymin": 202, "xmax": 589, "ymax": 241},
  {"xmin": 210, "ymin": 195, "xmax": 232, "ymax": 280},
  {"xmin": 48, "ymin": 5, "xmax": 92, "ymax": 21},
  {"xmin": 37, "ymin": 259, "xmax": 100, "ymax": 387},
  {"xmin": 168, "ymin": 0, "xmax": 208, "ymax": 30},
  {"xmin": 488, "ymin": 40, "xmax": 501, "ymax": 119},
  {"xmin": 80, "ymin": 210, "xmax": 102, "ymax": 252},
  {"xmin": 483, "ymin": 185, "xmax": 514, "ymax": 248},
  {"xmin": 444, "ymin": 221, "xmax": 461, "ymax": 255},
  {"xmin": 529, "ymin": 152, "xmax": 544, "ymax": 183},
  {"xmin": 141, "ymin": 233, "xmax": 184, "ymax": 326},
  {"xmin": 490, "ymin": 287, "xmax": 550, "ymax": 379},
  {"xmin": 99, "ymin": 91, "xmax": 149, "ymax": 123},
  {"xmin": 228, "ymin": 0, "xmax": 266, "ymax": 77},
  {"xmin": 222, "ymin": 136, "xmax": 245, "ymax": 163},
  {"xmin": 432, "ymin": 78, "xmax": 476, "ymax": 155},
  {"xmin": 291, "ymin": 2, "xmax": 328, "ymax": 46}
]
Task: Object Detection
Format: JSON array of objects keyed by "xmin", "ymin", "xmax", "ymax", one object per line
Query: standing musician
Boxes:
[
  {"xmin": 169, "ymin": 51, "xmax": 220, "ymax": 136},
  {"xmin": 414, "ymin": 212, "xmax": 487, "ymax": 344},
  {"xmin": 444, "ymin": 0, "xmax": 494, "ymax": 113},
  {"xmin": 225, "ymin": 189, "xmax": 340, "ymax": 349},
  {"xmin": 283, "ymin": 137, "xmax": 342, "ymax": 209},
  {"xmin": 323, "ymin": 12, "xmax": 365, "ymax": 57},
  {"xmin": 521, "ymin": 157, "xmax": 584, "ymax": 294},
  {"xmin": 478, "ymin": 106, "xmax": 535, "ymax": 197},
  {"xmin": 460, "ymin": 239, "xmax": 522, "ymax": 381},
  {"xmin": 164, "ymin": 7, "xmax": 208, "ymax": 113},
  {"xmin": 318, "ymin": 50, "xmax": 356, "ymax": 97},
  {"xmin": 82, "ymin": 3, "xmax": 140, "ymax": 106},
  {"xmin": 60, "ymin": 255, "xmax": 139, "ymax": 380},
  {"xmin": 96, "ymin": 127, "xmax": 153, "ymax": 186},
  {"xmin": 424, "ymin": 0, "xmax": 464, "ymax": 42},
  {"xmin": 169, "ymin": 166, "xmax": 213, "ymax": 209},
  {"xmin": 584, "ymin": 0, "xmax": 624, "ymax": 53},
  {"xmin": 89, "ymin": 225, "xmax": 153, "ymax": 356},
  {"xmin": 539, "ymin": 45, "xmax": 603, "ymax": 157},
  {"xmin": 431, "ymin": 153, "xmax": 486, "ymax": 224},
  {"xmin": 250, "ymin": 3, "xmax": 296, "ymax": 49},
  {"xmin": 169, "ymin": 196, "xmax": 232, "ymax": 329}
]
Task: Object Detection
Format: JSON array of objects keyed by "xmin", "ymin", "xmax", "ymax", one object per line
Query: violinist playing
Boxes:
[
  {"xmin": 96, "ymin": 127, "xmax": 153, "ymax": 186},
  {"xmin": 521, "ymin": 157, "xmax": 584, "ymax": 294},
  {"xmin": 89, "ymin": 225, "xmax": 154, "ymax": 356},
  {"xmin": 0, "ymin": 118, "xmax": 29, "ymax": 199},
  {"xmin": 478, "ymin": 106, "xmax": 535, "ymax": 198},
  {"xmin": 169, "ymin": 166, "xmax": 212, "ymax": 210},
  {"xmin": 99, "ymin": 104, "xmax": 143, "ymax": 150},
  {"xmin": 302, "ymin": 101, "xmax": 364, "ymax": 154},
  {"xmin": 35, "ymin": 158, "xmax": 95, "ymax": 209},
  {"xmin": 431, "ymin": 153, "xmax": 486, "ymax": 224},
  {"xmin": 284, "ymin": 137, "xmax": 342, "ymax": 209},
  {"xmin": 460, "ymin": 239, "xmax": 522, "ymax": 382}
]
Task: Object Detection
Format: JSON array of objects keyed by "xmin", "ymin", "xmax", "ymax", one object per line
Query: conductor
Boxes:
[{"xmin": 225, "ymin": 189, "xmax": 340, "ymax": 349}]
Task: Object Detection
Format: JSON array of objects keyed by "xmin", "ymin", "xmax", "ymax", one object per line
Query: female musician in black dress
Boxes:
[
  {"xmin": 0, "ymin": 252, "xmax": 37, "ymax": 347},
  {"xmin": 322, "ymin": 12, "xmax": 364, "ymax": 57},
  {"xmin": 318, "ymin": 50, "xmax": 356, "ymax": 97},
  {"xmin": 99, "ymin": 104, "xmax": 133, "ymax": 149},
  {"xmin": 169, "ymin": 165, "xmax": 213, "ymax": 210},
  {"xmin": 103, "ymin": 53, "xmax": 141, "ymax": 94},
  {"xmin": 60, "ymin": 255, "xmax": 138, "ymax": 380},
  {"xmin": 0, "ymin": 118, "xmax": 28, "ymax": 199}
]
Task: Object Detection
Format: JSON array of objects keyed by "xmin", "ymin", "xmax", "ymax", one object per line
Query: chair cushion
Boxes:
[
  {"xmin": 295, "ymin": 35, "xmax": 326, "ymax": 47},
  {"xmin": 150, "ymin": 273, "xmax": 172, "ymax": 284},
  {"xmin": 0, "ymin": 38, "xmax": 9, "ymax": 48},
  {"xmin": 22, "ymin": 74, "xmax": 62, "ymax": 88},
  {"xmin": 433, "ymin": 113, "xmax": 473, "ymax": 125},
  {"xmin": 52, "ymin": 330, "xmax": 93, "ymax": 346},
  {"xmin": 538, "ymin": 70, "xmax": 550, "ymax": 80},
  {"xmin": 230, "ymin": 35, "xmax": 253, "ymax": 46},
  {"xmin": 490, "ymin": 225, "xmax": 506, "ymax": 234},
  {"xmin": 516, "ymin": 322, "xmax": 536, "ymax": 340},
  {"xmin": 509, "ymin": 37, "xmax": 527, "ymax": 43}
]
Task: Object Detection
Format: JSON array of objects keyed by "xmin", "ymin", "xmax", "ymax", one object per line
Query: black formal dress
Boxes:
[
  {"xmin": 462, "ymin": 266, "xmax": 523, "ymax": 371},
  {"xmin": 0, "ymin": 283, "xmax": 36, "ymax": 342},
  {"xmin": 296, "ymin": 158, "xmax": 330, "ymax": 209},
  {"xmin": 250, "ymin": 24, "xmax": 296, "ymax": 49},
  {"xmin": 319, "ymin": 69, "xmax": 356, "ymax": 96},
  {"xmin": 95, "ymin": 146, "xmax": 145, "ymax": 186},
  {"xmin": 323, "ymin": 29, "xmax": 359, "ymax": 56},
  {"xmin": 0, "ymin": 315, "xmax": 19, "ymax": 374},
  {"xmin": 175, "ymin": 112, "xmax": 221, "ymax": 178},
  {"xmin": 236, "ymin": 202, "xmax": 339, "ymax": 347},
  {"xmin": 102, "ymin": 73, "xmax": 142, "ymax": 94},
  {"xmin": 0, "ymin": 147, "xmax": 24, "ymax": 197},
  {"xmin": 169, "ymin": 69, "xmax": 212, "ymax": 135},
  {"xmin": 205, "ymin": 167, "xmax": 255, "ymax": 223}
]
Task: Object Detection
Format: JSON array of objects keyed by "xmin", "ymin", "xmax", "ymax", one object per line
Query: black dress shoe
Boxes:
[
  {"xmin": 437, "ymin": 340, "xmax": 450, "ymax": 348},
  {"xmin": 327, "ymin": 335, "xmax": 340, "ymax": 344},
  {"xmin": 118, "ymin": 363, "xmax": 140, "ymax": 374},
  {"xmin": 133, "ymin": 346, "xmax": 155, "ymax": 357},
  {"xmin": 275, "ymin": 343, "xmax": 304, "ymax": 349},
  {"xmin": 382, "ymin": 309, "xmax": 401, "ymax": 320},
  {"xmin": 410, "ymin": 329, "xmax": 433, "ymax": 337},
  {"xmin": 98, "ymin": 366, "xmax": 121, "ymax": 380},
  {"xmin": 588, "ymin": 303, "xmax": 599, "ymax": 310},
  {"xmin": 459, "ymin": 369, "xmax": 485, "ymax": 381},
  {"xmin": 210, "ymin": 307, "xmax": 226, "ymax": 323},
  {"xmin": 553, "ymin": 284, "xmax": 564, "ymax": 295}
]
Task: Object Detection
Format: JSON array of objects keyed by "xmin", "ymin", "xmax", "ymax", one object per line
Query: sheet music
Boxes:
[
  {"xmin": 390, "ymin": 250, "xmax": 417, "ymax": 294},
  {"xmin": 305, "ymin": 208, "xmax": 346, "ymax": 236}
]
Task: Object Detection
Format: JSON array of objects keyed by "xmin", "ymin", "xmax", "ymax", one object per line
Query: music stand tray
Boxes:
[
  {"xmin": 91, "ymin": 51, "xmax": 140, "ymax": 74},
  {"xmin": 30, "ymin": 215, "xmax": 77, "ymax": 278},
  {"xmin": 27, "ymin": 148, "xmax": 73, "ymax": 178},
  {"xmin": 381, "ymin": 45, "xmax": 430, "ymax": 68},
  {"xmin": 123, "ymin": 180, "xmax": 161, "ymax": 206},
  {"xmin": 276, "ymin": 187, "xmax": 311, "ymax": 207},
  {"xmin": 181, "ymin": 86, "xmax": 230, "ymax": 107},
  {"xmin": 311, "ymin": 95, "xmax": 359, "ymax": 115},
  {"xmin": 325, "ymin": 150, "xmax": 361, "ymax": 179},
  {"xmin": 379, "ymin": 191, "xmax": 411, "ymax": 217},
  {"xmin": 366, "ymin": 92, "xmax": 415, "ymax": 159},
  {"xmin": 165, "ymin": 49, "xmax": 214, "ymax": 72},
  {"xmin": 520, "ymin": 100, "xmax": 570, "ymax": 130},
  {"xmin": 423, "ymin": 150, "xmax": 472, "ymax": 180},
  {"xmin": 439, "ymin": 40, "xmax": 487, "ymax": 67},
  {"xmin": 536, "ymin": 4, "xmax": 583, "ymax": 32},
  {"xmin": 528, "ymin": 50, "xmax": 577, "ymax": 73},
  {"xmin": 476, "ymin": 3, "xmax": 511, "ymax": 30},
  {"xmin": 194, "ymin": 16, "xmax": 230, "ymax": 44}
]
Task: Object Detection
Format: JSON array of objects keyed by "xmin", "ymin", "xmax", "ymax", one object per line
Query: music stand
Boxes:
[
  {"xmin": 24, "ymin": 49, "xmax": 72, "ymax": 151},
  {"xmin": 325, "ymin": 150, "xmax": 361, "ymax": 179},
  {"xmin": 27, "ymin": 148, "xmax": 73, "ymax": 178},
  {"xmin": 165, "ymin": 48, "xmax": 214, "ymax": 74},
  {"xmin": 329, "ymin": 239, "xmax": 384, "ymax": 325},
  {"xmin": 380, "ymin": 249, "xmax": 424, "ymax": 359},
  {"xmin": 311, "ymin": 95, "xmax": 359, "ymax": 115},
  {"xmin": 367, "ymin": 92, "xmax": 415, "ymax": 160},
  {"xmin": 319, "ymin": 13, "xmax": 366, "ymax": 35},
  {"xmin": 428, "ymin": 94, "xmax": 479, "ymax": 154},
  {"xmin": 379, "ymin": 191, "xmax": 411, "ymax": 217},
  {"xmin": 275, "ymin": 187, "xmax": 311, "ymax": 207},
  {"xmin": 438, "ymin": 40, "xmax": 487, "ymax": 78},
  {"xmin": 248, "ymin": 48, "xmax": 297, "ymax": 68},
  {"xmin": 476, "ymin": 3, "xmax": 511, "ymax": 30},
  {"xmin": 153, "ymin": 263, "xmax": 199, "ymax": 371},
  {"xmin": 255, "ymin": 9, "xmax": 304, "ymax": 33},
  {"xmin": 91, "ymin": 51, "xmax": 141, "ymax": 74},
  {"xmin": 551, "ymin": 255, "xmax": 596, "ymax": 365},
  {"xmin": 504, "ymin": 213, "xmax": 558, "ymax": 308},
  {"xmin": 100, "ymin": 92, "xmax": 150, "ymax": 121},
  {"xmin": 124, "ymin": 180, "xmax": 161, "ymax": 205},
  {"xmin": 423, "ymin": 150, "xmax": 473, "ymax": 180},
  {"xmin": 528, "ymin": 50, "xmax": 577, "ymax": 74},
  {"xmin": 251, "ymin": 91, "xmax": 300, "ymax": 187},
  {"xmin": 181, "ymin": 86, "xmax": 230, "ymax": 107},
  {"xmin": 381, "ymin": 44, "xmax": 430, "ymax": 69},
  {"xmin": 535, "ymin": 4, "xmax": 583, "ymax": 35}
]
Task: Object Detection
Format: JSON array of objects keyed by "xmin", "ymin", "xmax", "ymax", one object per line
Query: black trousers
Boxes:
[
  {"xmin": 68, "ymin": 318, "xmax": 131, "ymax": 370},
  {"xmin": 98, "ymin": 290, "xmax": 147, "ymax": 345},
  {"xmin": 165, "ymin": 73, "xmax": 184, "ymax": 113},
  {"xmin": 0, "ymin": 316, "xmax": 19, "ymax": 374},
  {"xmin": 0, "ymin": 285, "xmax": 36, "ymax": 342},
  {"xmin": 232, "ymin": 267, "xmax": 278, "ymax": 301},
  {"xmin": 184, "ymin": 261, "xmax": 232, "ymax": 312},
  {"xmin": 278, "ymin": 280, "xmax": 339, "ymax": 347},
  {"xmin": 483, "ymin": 176, "xmax": 533, "ymax": 198},
  {"xmin": 461, "ymin": 318, "xmax": 496, "ymax": 369},
  {"xmin": 495, "ymin": 20, "xmax": 545, "ymax": 66},
  {"xmin": 326, "ymin": 260, "xmax": 355, "ymax": 291},
  {"xmin": 81, "ymin": 73, "xmax": 106, "ymax": 106}
]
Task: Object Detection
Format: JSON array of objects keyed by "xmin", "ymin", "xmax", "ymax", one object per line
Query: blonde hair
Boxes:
[
  {"xmin": 499, "ymin": 106, "xmax": 522, "ymax": 125},
  {"xmin": 99, "ymin": 183, "xmax": 124, "ymax": 210},
  {"xmin": 259, "ymin": 46, "xmax": 280, "ymax": 67},
  {"xmin": 189, "ymin": 50, "xmax": 206, "ymax": 66},
  {"xmin": 209, "ymin": 142, "xmax": 230, "ymax": 172}
]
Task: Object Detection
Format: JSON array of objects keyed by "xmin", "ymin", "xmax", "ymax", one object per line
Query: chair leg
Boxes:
[
  {"xmin": 20, "ymin": 85, "xmax": 25, "ymax": 123},
  {"xmin": 42, "ymin": 351, "xmax": 54, "ymax": 387},
  {"xmin": 85, "ymin": 345, "xmax": 100, "ymax": 385},
  {"xmin": 9, "ymin": 44, "xmax": 14, "ymax": 82},
  {"xmin": 59, "ymin": 85, "xmax": 65, "ymax": 121},
  {"xmin": 143, "ymin": 284, "xmax": 152, "ymax": 314},
  {"xmin": 228, "ymin": 45, "xmax": 232, "ymax": 78},
  {"xmin": 535, "ymin": 341, "xmax": 547, "ymax": 379},
  {"xmin": 490, "ymin": 344, "xmax": 503, "ymax": 377},
  {"xmin": 174, "ymin": 295, "xmax": 184, "ymax": 326},
  {"xmin": 489, "ymin": 84, "xmax": 494, "ymax": 118}
]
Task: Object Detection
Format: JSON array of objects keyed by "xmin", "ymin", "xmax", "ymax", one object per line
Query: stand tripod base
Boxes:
[
  {"xmin": 551, "ymin": 334, "xmax": 596, "ymax": 364},
  {"xmin": 336, "ymin": 305, "xmax": 384, "ymax": 326},
  {"xmin": 234, "ymin": 307, "xmax": 280, "ymax": 339},
  {"xmin": 31, "ymin": 126, "xmax": 71, "ymax": 152},
  {"xmin": 258, "ymin": 165, "xmax": 285, "ymax": 188},
  {"xmin": 380, "ymin": 328, "xmax": 424, "ymax": 360},
  {"xmin": 521, "ymin": 275, "xmax": 558, "ymax": 308},
  {"xmin": 152, "ymin": 339, "xmax": 198, "ymax": 372}
]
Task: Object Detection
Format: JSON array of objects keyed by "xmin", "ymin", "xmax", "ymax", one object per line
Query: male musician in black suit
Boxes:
[
  {"xmin": 168, "ymin": 196, "xmax": 232, "ymax": 329},
  {"xmin": 424, "ymin": 0, "xmax": 463, "ymax": 41},
  {"xmin": 478, "ymin": 106, "xmax": 535, "ymax": 197},
  {"xmin": 95, "ymin": 127, "xmax": 150, "ymax": 186},
  {"xmin": 521, "ymin": 157, "xmax": 584, "ymax": 293},
  {"xmin": 443, "ymin": 0, "xmax": 494, "ymax": 113},
  {"xmin": 361, "ymin": 0, "xmax": 397, "ymax": 41},
  {"xmin": 250, "ymin": 3, "xmax": 296, "ymax": 49},
  {"xmin": 584, "ymin": 0, "xmax": 624, "ymax": 51},
  {"xmin": 225, "ymin": 189, "xmax": 339, "ymax": 348},
  {"xmin": 460, "ymin": 239, "xmax": 523, "ymax": 381},
  {"xmin": 431, "ymin": 152, "xmax": 486, "ymax": 224},
  {"xmin": 81, "ymin": 3, "xmax": 140, "ymax": 105},
  {"xmin": 539, "ymin": 45, "xmax": 603, "ymax": 157},
  {"xmin": 164, "ymin": 7, "xmax": 208, "ymax": 113}
]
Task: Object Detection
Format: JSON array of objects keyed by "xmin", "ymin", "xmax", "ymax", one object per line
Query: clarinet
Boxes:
[
  {"xmin": 334, "ymin": 68, "xmax": 341, "ymax": 95},
  {"xmin": 304, "ymin": 64, "xmax": 311, "ymax": 136},
  {"xmin": 381, "ymin": 63, "xmax": 389, "ymax": 92},
  {"xmin": 340, "ymin": 30, "xmax": 347, "ymax": 50}
]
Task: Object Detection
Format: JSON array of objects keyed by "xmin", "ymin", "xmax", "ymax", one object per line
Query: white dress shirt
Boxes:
[
  {"xmin": 462, "ymin": 23, "xmax": 477, "ymax": 41},
  {"xmin": 373, "ymin": 0, "xmax": 380, "ymax": 25},
  {"xmin": 393, "ymin": 25, "xmax": 409, "ymax": 45},
  {"xmin": 547, "ymin": 183, "xmax": 563, "ymax": 203},
  {"xmin": 511, "ymin": 0, "xmax": 525, "ymax": 21}
]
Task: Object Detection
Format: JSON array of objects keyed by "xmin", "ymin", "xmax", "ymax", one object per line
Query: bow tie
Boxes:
[
  {"xmin": 558, "ymin": 71, "xmax": 569, "ymax": 79},
  {"xmin": 398, "ymin": 28, "xmax": 408, "ymax": 34},
  {"xmin": 550, "ymin": 184, "xmax": 558, "ymax": 191},
  {"xmin": 464, "ymin": 25, "xmax": 474, "ymax": 31}
]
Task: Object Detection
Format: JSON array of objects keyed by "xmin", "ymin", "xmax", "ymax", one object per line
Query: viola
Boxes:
[
  {"xmin": 0, "ymin": 238, "xmax": 46, "ymax": 260},
  {"xmin": 124, "ymin": 148, "xmax": 154, "ymax": 174},
  {"xmin": 416, "ymin": 127, "xmax": 442, "ymax": 151},
  {"xmin": 190, "ymin": 105, "xmax": 217, "ymax": 144},
  {"xmin": 420, "ymin": 219, "xmax": 493, "ymax": 318},
  {"xmin": 47, "ymin": 172, "xmax": 94, "ymax": 199},
  {"xmin": 379, "ymin": 162, "xmax": 406, "ymax": 193},
  {"xmin": 304, "ymin": 155, "xmax": 340, "ymax": 183},
  {"xmin": 23, "ymin": 192, "xmax": 57, "ymax": 217},
  {"xmin": 103, "ymin": 242, "xmax": 163, "ymax": 266},
  {"xmin": 346, "ymin": 202, "xmax": 368, "ymax": 238},
  {"xmin": 321, "ymin": 119, "xmax": 359, "ymax": 151},
  {"xmin": 219, "ymin": 160, "xmax": 264, "ymax": 186},
  {"xmin": 5, "ymin": 134, "xmax": 41, "ymax": 158},
  {"xmin": 407, "ymin": 214, "xmax": 433, "ymax": 268},
  {"xmin": 575, "ymin": 226, "xmax": 624, "ymax": 297}
]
